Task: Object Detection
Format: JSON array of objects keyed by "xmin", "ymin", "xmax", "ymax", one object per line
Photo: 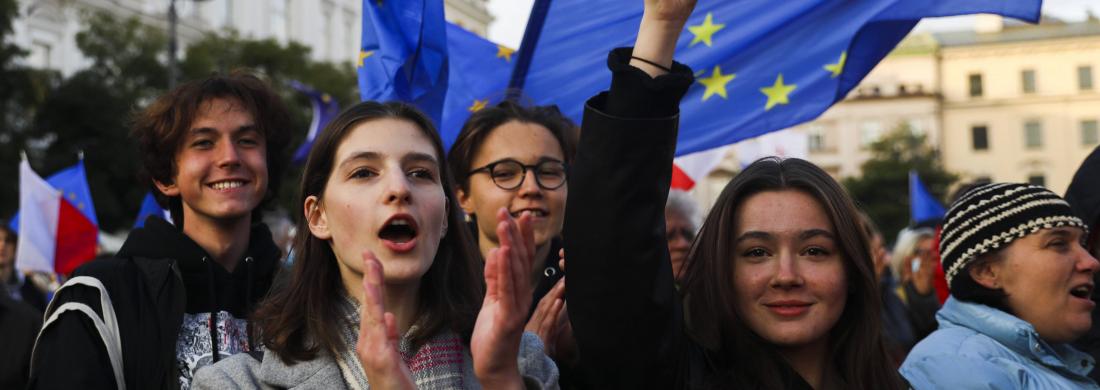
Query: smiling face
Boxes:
[
  {"xmin": 306, "ymin": 118, "xmax": 448, "ymax": 287},
  {"xmin": 155, "ymin": 98, "xmax": 268, "ymax": 227},
  {"xmin": 458, "ymin": 120, "xmax": 567, "ymax": 252},
  {"xmin": 731, "ymin": 190, "xmax": 848, "ymax": 348},
  {"xmin": 979, "ymin": 227, "xmax": 1099, "ymax": 344}
]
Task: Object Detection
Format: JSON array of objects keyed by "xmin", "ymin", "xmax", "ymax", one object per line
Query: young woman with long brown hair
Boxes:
[
  {"xmin": 564, "ymin": 0, "xmax": 903, "ymax": 388},
  {"xmin": 193, "ymin": 101, "xmax": 558, "ymax": 389}
]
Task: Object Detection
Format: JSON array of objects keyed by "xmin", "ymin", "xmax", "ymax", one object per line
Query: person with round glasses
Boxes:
[{"xmin": 447, "ymin": 100, "xmax": 581, "ymax": 386}]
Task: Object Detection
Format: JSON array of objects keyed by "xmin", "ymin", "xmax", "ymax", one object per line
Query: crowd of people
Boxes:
[{"xmin": 2, "ymin": 0, "xmax": 1100, "ymax": 389}]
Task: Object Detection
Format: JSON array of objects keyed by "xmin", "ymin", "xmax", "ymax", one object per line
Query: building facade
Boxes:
[{"xmin": 11, "ymin": 0, "xmax": 492, "ymax": 76}]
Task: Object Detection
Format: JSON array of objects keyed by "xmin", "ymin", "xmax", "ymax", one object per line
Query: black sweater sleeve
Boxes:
[
  {"xmin": 29, "ymin": 286, "xmax": 118, "ymax": 390},
  {"xmin": 563, "ymin": 47, "xmax": 693, "ymax": 389}
]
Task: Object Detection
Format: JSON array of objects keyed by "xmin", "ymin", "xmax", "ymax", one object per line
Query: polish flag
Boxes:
[
  {"xmin": 16, "ymin": 159, "xmax": 98, "ymax": 275},
  {"xmin": 671, "ymin": 147, "xmax": 729, "ymax": 191}
]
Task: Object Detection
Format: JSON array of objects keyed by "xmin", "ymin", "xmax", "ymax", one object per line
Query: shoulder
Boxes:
[
  {"xmin": 192, "ymin": 352, "xmax": 266, "ymax": 390},
  {"xmin": 517, "ymin": 332, "xmax": 560, "ymax": 390},
  {"xmin": 901, "ymin": 329, "xmax": 1023, "ymax": 389}
]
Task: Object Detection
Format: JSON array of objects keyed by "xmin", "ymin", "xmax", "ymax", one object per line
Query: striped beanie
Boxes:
[{"xmin": 940, "ymin": 183, "xmax": 1088, "ymax": 287}]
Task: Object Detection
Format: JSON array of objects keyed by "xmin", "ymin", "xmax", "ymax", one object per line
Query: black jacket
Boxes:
[
  {"xmin": 0, "ymin": 288, "xmax": 41, "ymax": 389},
  {"xmin": 1067, "ymin": 145, "xmax": 1100, "ymax": 382},
  {"xmin": 563, "ymin": 48, "xmax": 811, "ymax": 390},
  {"xmin": 29, "ymin": 217, "xmax": 281, "ymax": 389}
]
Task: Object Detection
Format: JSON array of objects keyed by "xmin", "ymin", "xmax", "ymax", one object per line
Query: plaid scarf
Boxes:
[{"xmin": 334, "ymin": 296, "xmax": 474, "ymax": 389}]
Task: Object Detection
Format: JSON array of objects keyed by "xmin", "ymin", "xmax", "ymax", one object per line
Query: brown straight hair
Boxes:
[
  {"xmin": 131, "ymin": 72, "xmax": 291, "ymax": 227},
  {"xmin": 680, "ymin": 157, "xmax": 903, "ymax": 389},
  {"xmin": 254, "ymin": 101, "xmax": 483, "ymax": 363}
]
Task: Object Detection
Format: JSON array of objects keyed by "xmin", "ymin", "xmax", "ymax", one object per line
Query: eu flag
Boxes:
[
  {"xmin": 358, "ymin": 0, "xmax": 449, "ymax": 125},
  {"xmin": 910, "ymin": 170, "xmax": 946, "ymax": 225},
  {"xmin": 133, "ymin": 192, "xmax": 171, "ymax": 228},
  {"xmin": 438, "ymin": 23, "xmax": 514, "ymax": 149},
  {"xmin": 288, "ymin": 80, "xmax": 341, "ymax": 164},
  {"xmin": 516, "ymin": 0, "xmax": 1041, "ymax": 156}
]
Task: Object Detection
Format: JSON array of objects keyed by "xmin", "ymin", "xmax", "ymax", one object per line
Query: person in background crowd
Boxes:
[
  {"xmin": 563, "ymin": 0, "xmax": 904, "ymax": 388},
  {"xmin": 666, "ymin": 189, "xmax": 701, "ymax": 282},
  {"xmin": 194, "ymin": 101, "xmax": 557, "ymax": 389},
  {"xmin": 0, "ymin": 278, "xmax": 42, "ymax": 389},
  {"xmin": 1067, "ymin": 145, "xmax": 1100, "ymax": 382},
  {"xmin": 890, "ymin": 228, "xmax": 940, "ymax": 341},
  {"xmin": 861, "ymin": 213, "xmax": 914, "ymax": 365},
  {"xmin": 448, "ymin": 101, "xmax": 582, "ymax": 387},
  {"xmin": 901, "ymin": 183, "xmax": 1100, "ymax": 389},
  {"xmin": 0, "ymin": 221, "xmax": 48, "ymax": 313},
  {"xmin": 30, "ymin": 72, "xmax": 291, "ymax": 389}
]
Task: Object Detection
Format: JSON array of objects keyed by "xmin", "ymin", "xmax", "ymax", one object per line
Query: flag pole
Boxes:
[{"xmin": 506, "ymin": 0, "xmax": 553, "ymax": 100}]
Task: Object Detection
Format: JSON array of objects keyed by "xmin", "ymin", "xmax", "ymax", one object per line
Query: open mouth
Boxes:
[
  {"xmin": 379, "ymin": 216, "xmax": 419, "ymax": 244},
  {"xmin": 1071, "ymin": 284, "xmax": 1093, "ymax": 299},
  {"xmin": 209, "ymin": 180, "xmax": 247, "ymax": 190}
]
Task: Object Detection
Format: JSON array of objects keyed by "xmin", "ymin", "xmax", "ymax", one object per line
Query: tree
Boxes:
[
  {"xmin": 0, "ymin": 0, "xmax": 54, "ymax": 222},
  {"xmin": 843, "ymin": 123, "xmax": 958, "ymax": 242}
]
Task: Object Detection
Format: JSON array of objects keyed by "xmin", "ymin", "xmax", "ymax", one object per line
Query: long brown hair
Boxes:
[
  {"xmin": 254, "ymin": 101, "xmax": 483, "ymax": 363},
  {"xmin": 681, "ymin": 157, "xmax": 902, "ymax": 389}
]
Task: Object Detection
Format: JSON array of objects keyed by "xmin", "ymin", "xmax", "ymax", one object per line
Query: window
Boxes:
[
  {"xmin": 860, "ymin": 121, "xmax": 883, "ymax": 148},
  {"xmin": 807, "ymin": 127, "xmax": 826, "ymax": 153},
  {"xmin": 270, "ymin": 0, "xmax": 288, "ymax": 42},
  {"xmin": 1028, "ymin": 174, "xmax": 1046, "ymax": 187},
  {"xmin": 1024, "ymin": 121, "xmax": 1043, "ymax": 149},
  {"xmin": 971, "ymin": 125, "xmax": 989, "ymax": 151},
  {"xmin": 969, "ymin": 73, "xmax": 983, "ymax": 97},
  {"xmin": 1083, "ymin": 120, "xmax": 1099, "ymax": 146},
  {"xmin": 1021, "ymin": 69, "xmax": 1036, "ymax": 94},
  {"xmin": 1080, "ymin": 66, "xmax": 1094, "ymax": 91}
]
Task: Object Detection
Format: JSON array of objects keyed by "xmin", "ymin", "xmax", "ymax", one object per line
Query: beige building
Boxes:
[
  {"xmin": 12, "ymin": 0, "xmax": 493, "ymax": 75},
  {"xmin": 938, "ymin": 18, "xmax": 1100, "ymax": 192}
]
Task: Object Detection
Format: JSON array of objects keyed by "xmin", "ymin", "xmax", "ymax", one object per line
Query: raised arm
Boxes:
[{"xmin": 563, "ymin": 1, "xmax": 696, "ymax": 388}]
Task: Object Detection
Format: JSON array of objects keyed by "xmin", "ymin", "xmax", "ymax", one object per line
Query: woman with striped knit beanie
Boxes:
[{"xmin": 900, "ymin": 183, "xmax": 1100, "ymax": 389}]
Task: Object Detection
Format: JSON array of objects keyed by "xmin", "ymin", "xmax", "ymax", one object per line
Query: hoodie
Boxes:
[
  {"xmin": 29, "ymin": 217, "xmax": 282, "ymax": 390},
  {"xmin": 1067, "ymin": 145, "xmax": 1100, "ymax": 382}
]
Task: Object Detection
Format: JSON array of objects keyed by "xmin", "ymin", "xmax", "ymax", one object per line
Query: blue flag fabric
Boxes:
[
  {"xmin": 359, "ymin": 0, "xmax": 450, "ymax": 125},
  {"xmin": 133, "ymin": 192, "xmax": 171, "ymax": 229},
  {"xmin": 288, "ymin": 80, "xmax": 341, "ymax": 164},
  {"xmin": 438, "ymin": 23, "xmax": 515, "ymax": 150},
  {"xmin": 910, "ymin": 170, "xmax": 946, "ymax": 225},
  {"xmin": 517, "ymin": 0, "xmax": 1041, "ymax": 156},
  {"xmin": 9, "ymin": 159, "xmax": 99, "ymax": 236}
]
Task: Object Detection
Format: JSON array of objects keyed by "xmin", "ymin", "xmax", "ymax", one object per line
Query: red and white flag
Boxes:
[
  {"xmin": 671, "ymin": 147, "xmax": 729, "ymax": 191},
  {"xmin": 16, "ymin": 159, "xmax": 98, "ymax": 275}
]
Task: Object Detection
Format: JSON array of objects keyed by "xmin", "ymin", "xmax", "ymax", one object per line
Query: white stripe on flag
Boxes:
[
  {"xmin": 674, "ymin": 146, "xmax": 729, "ymax": 184},
  {"xmin": 16, "ymin": 159, "xmax": 60, "ymax": 274}
]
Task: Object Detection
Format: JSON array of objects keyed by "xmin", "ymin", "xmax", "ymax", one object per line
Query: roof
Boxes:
[{"xmin": 934, "ymin": 18, "xmax": 1100, "ymax": 47}]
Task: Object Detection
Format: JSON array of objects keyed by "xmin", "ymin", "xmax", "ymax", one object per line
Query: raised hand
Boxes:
[
  {"xmin": 355, "ymin": 251, "xmax": 416, "ymax": 390},
  {"xmin": 632, "ymin": 0, "xmax": 699, "ymax": 77},
  {"xmin": 471, "ymin": 208, "xmax": 537, "ymax": 389},
  {"xmin": 525, "ymin": 278, "xmax": 567, "ymax": 358}
]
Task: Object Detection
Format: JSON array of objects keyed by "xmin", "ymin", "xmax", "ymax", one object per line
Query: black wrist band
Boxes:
[{"xmin": 630, "ymin": 55, "xmax": 672, "ymax": 73}]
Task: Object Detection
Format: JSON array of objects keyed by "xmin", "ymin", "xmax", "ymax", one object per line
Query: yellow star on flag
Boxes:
[
  {"xmin": 496, "ymin": 45, "xmax": 515, "ymax": 62},
  {"xmin": 78, "ymin": 202, "xmax": 85, "ymax": 210},
  {"xmin": 760, "ymin": 74, "xmax": 797, "ymax": 111},
  {"xmin": 689, "ymin": 13, "xmax": 726, "ymax": 47},
  {"xmin": 68, "ymin": 192, "xmax": 77, "ymax": 200},
  {"xmin": 824, "ymin": 51, "xmax": 846, "ymax": 78},
  {"xmin": 321, "ymin": 94, "xmax": 332, "ymax": 103},
  {"xmin": 469, "ymin": 99, "xmax": 488, "ymax": 112},
  {"xmin": 697, "ymin": 65, "xmax": 736, "ymax": 101},
  {"xmin": 358, "ymin": 50, "xmax": 375, "ymax": 67}
]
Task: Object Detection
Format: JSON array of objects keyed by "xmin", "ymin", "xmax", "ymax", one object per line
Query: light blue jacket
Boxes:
[{"xmin": 900, "ymin": 297, "xmax": 1099, "ymax": 389}]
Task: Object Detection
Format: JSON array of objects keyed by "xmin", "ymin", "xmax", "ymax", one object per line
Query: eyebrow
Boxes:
[
  {"xmin": 338, "ymin": 151, "xmax": 439, "ymax": 171},
  {"xmin": 1044, "ymin": 228, "xmax": 1076, "ymax": 239},
  {"xmin": 189, "ymin": 124, "xmax": 258, "ymax": 136},
  {"xmin": 734, "ymin": 229, "xmax": 835, "ymax": 244}
]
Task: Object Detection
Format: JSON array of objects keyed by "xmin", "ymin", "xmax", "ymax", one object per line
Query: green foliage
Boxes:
[
  {"xmin": 1, "ymin": 10, "xmax": 357, "ymax": 232},
  {"xmin": 843, "ymin": 123, "xmax": 958, "ymax": 242}
]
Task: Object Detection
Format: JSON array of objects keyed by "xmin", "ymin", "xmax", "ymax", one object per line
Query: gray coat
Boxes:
[{"xmin": 192, "ymin": 332, "xmax": 559, "ymax": 389}]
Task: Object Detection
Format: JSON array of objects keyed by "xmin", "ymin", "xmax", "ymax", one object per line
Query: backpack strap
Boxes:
[{"xmin": 31, "ymin": 276, "xmax": 126, "ymax": 390}]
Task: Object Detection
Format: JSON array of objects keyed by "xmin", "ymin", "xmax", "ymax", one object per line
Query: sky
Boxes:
[{"xmin": 486, "ymin": 0, "xmax": 1100, "ymax": 48}]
